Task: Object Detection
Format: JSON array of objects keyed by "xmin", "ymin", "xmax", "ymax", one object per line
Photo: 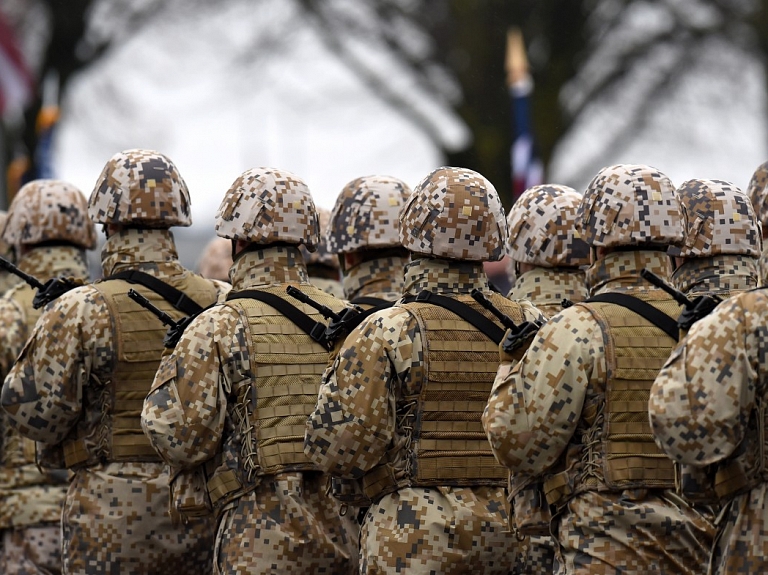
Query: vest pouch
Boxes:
[
  {"xmin": 679, "ymin": 463, "xmax": 718, "ymax": 503},
  {"xmin": 510, "ymin": 478, "xmax": 552, "ymax": 538},
  {"xmin": 169, "ymin": 467, "xmax": 213, "ymax": 526},
  {"xmin": 36, "ymin": 441, "xmax": 67, "ymax": 470},
  {"xmin": 330, "ymin": 475, "xmax": 372, "ymax": 508}
]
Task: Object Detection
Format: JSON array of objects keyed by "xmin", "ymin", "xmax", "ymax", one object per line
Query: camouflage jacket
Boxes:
[
  {"xmin": 671, "ymin": 254, "xmax": 759, "ymax": 299},
  {"xmin": 0, "ymin": 229, "xmax": 229, "ymax": 451},
  {"xmin": 0, "ymin": 245, "xmax": 91, "ymax": 529},
  {"xmin": 508, "ymin": 266, "xmax": 588, "ymax": 319},
  {"xmin": 304, "ymin": 256, "xmax": 543, "ymax": 480},
  {"xmin": 341, "ymin": 255, "xmax": 409, "ymax": 302}
]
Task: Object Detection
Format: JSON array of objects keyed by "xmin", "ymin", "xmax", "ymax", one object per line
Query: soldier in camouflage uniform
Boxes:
[
  {"xmin": 0, "ymin": 180, "xmax": 96, "ymax": 575},
  {"xmin": 300, "ymin": 206, "xmax": 344, "ymax": 298},
  {"xmin": 670, "ymin": 179, "xmax": 760, "ymax": 299},
  {"xmin": 483, "ymin": 164, "xmax": 713, "ymax": 575},
  {"xmin": 746, "ymin": 160, "xmax": 768, "ymax": 285},
  {"xmin": 649, "ymin": 284, "xmax": 768, "ymax": 574},
  {"xmin": 1, "ymin": 150, "xmax": 229, "ymax": 575},
  {"xmin": 0, "ymin": 211, "xmax": 22, "ymax": 296},
  {"xmin": 197, "ymin": 236, "xmax": 233, "ymax": 282},
  {"xmin": 327, "ymin": 175, "xmax": 411, "ymax": 305},
  {"xmin": 305, "ymin": 166, "xmax": 542, "ymax": 574},
  {"xmin": 504, "ymin": 184, "xmax": 590, "ymax": 574},
  {"xmin": 141, "ymin": 167, "xmax": 359, "ymax": 575}
]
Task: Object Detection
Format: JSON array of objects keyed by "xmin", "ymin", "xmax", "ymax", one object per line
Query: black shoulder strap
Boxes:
[
  {"xmin": 586, "ymin": 292, "xmax": 679, "ymax": 342},
  {"xmin": 401, "ymin": 289, "xmax": 505, "ymax": 345},
  {"xmin": 106, "ymin": 269, "xmax": 204, "ymax": 315},
  {"xmin": 226, "ymin": 289, "xmax": 329, "ymax": 348},
  {"xmin": 350, "ymin": 296, "xmax": 392, "ymax": 308}
]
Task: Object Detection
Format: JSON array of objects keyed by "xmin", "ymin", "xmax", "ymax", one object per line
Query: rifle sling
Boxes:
[
  {"xmin": 350, "ymin": 296, "xmax": 392, "ymax": 308},
  {"xmin": 586, "ymin": 292, "xmax": 679, "ymax": 342},
  {"xmin": 401, "ymin": 290, "xmax": 505, "ymax": 345},
  {"xmin": 106, "ymin": 270, "xmax": 204, "ymax": 315},
  {"xmin": 226, "ymin": 289, "xmax": 328, "ymax": 345}
]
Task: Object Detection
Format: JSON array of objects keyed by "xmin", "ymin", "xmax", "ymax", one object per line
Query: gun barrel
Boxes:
[
  {"xmin": 127, "ymin": 289, "xmax": 177, "ymax": 326},
  {"xmin": 286, "ymin": 285, "xmax": 341, "ymax": 322},
  {"xmin": 640, "ymin": 269, "xmax": 692, "ymax": 309},
  {"xmin": 471, "ymin": 288, "xmax": 518, "ymax": 330},
  {"xmin": 0, "ymin": 256, "xmax": 45, "ymax": 289}
]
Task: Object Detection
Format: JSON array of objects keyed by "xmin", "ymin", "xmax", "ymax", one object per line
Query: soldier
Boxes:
[
  {"xmin": 197, "ymin": 236, "xmax": 233, "ymax": 282},
  {"xmin": 504, "ymin": 183, "xmax": 590, "ymax": 573},
  {"xmin": 0, "ymin": 180, "xmax": 96, "ymax": 575},
  {"xmin": 648, "ymin": 280, "xmax": 768, "ymax": 573},
  {"xmin": 670, "ymin": 179, "xmax": 760, "ymax": 299},
  {"xmin": 745, "ymin": 160, "xmax": 768, "ymax": 285},
  {"xmin": 141, "ymin": 167, "xmax": 359, "ymax": 574},
  {"xmin": 326, "ymin": 175, "xmax": 411, "ymax": 305},
  {"xmin": 1, "ymin": 149, "xmax": 229, "ymax": 575},
  {"xmin": 305, "ymin": 166, "xmax": 542, "ymax": 574},
  {"xmin": 300, "ymin": 206, "xmax": 344, "ymax": 298},
  {"xmin": 483, "ymin": 164, "xmax": 714, "ymax": 574},
  {"xmin": 0, "ymin": 211, "xmax": 22, "ymax": 295}
]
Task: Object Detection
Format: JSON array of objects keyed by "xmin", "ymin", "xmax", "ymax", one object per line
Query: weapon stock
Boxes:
[
  {"xmin": 0, "ymin": 256, "xmax": 44, "ymax": 290},
  {"xmin": 470, "ymin": 288, "xmax": 541, "ymax": 353},
  {"xmin": 127, "ymin": 289, "xmax": 193, "ymax": 348},
  {"xmin": 0, "ymin": 256, "xmax": 83, "ymax": 308},
  {"xmin": 640, "ymin": 268, "xmax": 722, "ymax": 331},
  {"xmin": 639, "ymin": 269, "xmax": 692, "ymax": 309}
]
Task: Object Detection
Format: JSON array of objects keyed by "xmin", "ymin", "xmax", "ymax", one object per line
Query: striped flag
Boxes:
[{"xmin": 506, "ymin": 28, "xmax": 543, "ymax": 202}]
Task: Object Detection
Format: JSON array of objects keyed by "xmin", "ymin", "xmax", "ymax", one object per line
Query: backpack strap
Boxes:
[
  {"xmin": 106, "ymin": 269, "xmax": 203, "ymax": 315},
  {"xmin": 400, "ymin": 289, "xmax": 505, "ymax": 345},
  {"xmin": 586, "ymin": 292, "xmax": 679, "ymax": 342}
]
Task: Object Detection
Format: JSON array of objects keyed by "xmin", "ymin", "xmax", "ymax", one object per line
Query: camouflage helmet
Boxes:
[
  {"xmin": 327, "ymin": 175, "xmax": 411, "ymax": 254},
  {"xmin": 215, "ymin": 167, "xmax": 319, "ymax": 250},
  {"xmin": 88, "ymin": 149, "xmax": 192, "ymax": 228},
  {"xmin": 196, "ymin": 236, "xmax": 233, "ymax": 282},
  {"xmin": 400, "ymin": 166, "xmax": 506, "ymax": 262},
  {"xmin": 301, "ymin": 207, "xmax": 338, "ymax": 268},
  {"xmin": 507, "ymin": 184, "xmax": 590, "ymax": 268},
  {"xmin": 668, "ymin": 179, "xmax": 761, "ymax": 258},
  {"xmin": 746, "ymin": 160, "xmax": 768, "ymax": 231},
  {"xmin": 576, "ymin": 164, "xmax": 683, "ymax": 249},
  {"xmin": 3, "ymin": 179, "xmax": 97, "ymax": 249},
  {"xmin": 0, "ymin": 211, "xmax": 11, "ymax": 259}
]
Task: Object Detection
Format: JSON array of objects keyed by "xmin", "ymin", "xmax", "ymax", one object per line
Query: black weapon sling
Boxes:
[
  {"xmin": 106, "ymin": 269, "xmax": 204, "ymax": 315},
  {"xmin": 585, "ymin": 292, "xmax": 679, "ymax": 342},
  {"xmin": 346, "ymin": 296, "xmax": 395, "ymax": 332},
  {"xmin": 400, "ymin": 289, "xmax": 505, "ymax": 345},
  {"xmin": 226, "ymin": 289, "xmax": 330, "ymax": 348}
]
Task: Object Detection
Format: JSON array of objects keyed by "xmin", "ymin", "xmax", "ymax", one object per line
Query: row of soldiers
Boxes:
[{"xmin": 0, "ymin": 148, "xmax": 765, "ymax": 575}]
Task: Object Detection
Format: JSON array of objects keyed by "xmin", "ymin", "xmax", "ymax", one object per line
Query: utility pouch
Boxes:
[
  {"xmin": 169, "ymin": 467, "xmax": 213, "ymax": 526},
  {"xmin": 509, "ymin": 475, "xmax": 552, "ymax": 538}
]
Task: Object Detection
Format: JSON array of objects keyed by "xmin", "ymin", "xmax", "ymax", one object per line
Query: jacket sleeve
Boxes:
[
  {"xmin": 1, "ymin": 286, "xmax": 109, "ymax": 444},
  {"xmin": 483, "ymin": 305, "xmax": 605, "ymax": 475},
  {"xmin": 142, "ymin": 306, "xmax": 239, "ymax": 469},
  {"xmin": 0, "ymin": 297, "xmax": 27, "ymax": 381},
  {"xmin": 649, "ymin": 293, "xmax": 758, "ymax": 466},
  {"xmin": 304, "ymin": 306, "xmax": 419, "ymax": 478}
]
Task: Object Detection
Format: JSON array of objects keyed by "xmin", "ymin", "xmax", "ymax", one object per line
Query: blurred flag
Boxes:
[
  {"xmin": 506, "ymin": 28, "xmax": 543, "ymax": 202},
  {"xmin": 0, "ymin": 11, "xmax": 33, "ymax": 118},
  {"xmin": 34, "ymin": 70, "xmax": 60, "ymax": 179}
]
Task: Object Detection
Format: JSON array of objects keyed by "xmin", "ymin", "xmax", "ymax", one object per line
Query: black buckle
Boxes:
[{"xmin": 415, "ymin": 290, "xmax": 432, "ymax": 302}]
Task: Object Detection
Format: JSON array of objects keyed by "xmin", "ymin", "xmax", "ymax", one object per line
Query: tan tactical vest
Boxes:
[
  {"xmin": 544, "ymin": 294, "xmax": 682, "ymax": 507},
  {"xmin": 361, "ymin": 292, "xmax": 524, "ymax": 501},
  {"xmin": 205, "ymin": 285, "xmax": 345, "ymax": 507},
  {"xmin": 61, "ymin": 273, "xmax": 218, "ymax": 468}
]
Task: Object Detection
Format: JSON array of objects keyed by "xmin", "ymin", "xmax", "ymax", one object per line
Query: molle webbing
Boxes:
[
  {"xmin": 404, "ymin": 294, "xmax": 523, "ymax": 486},
  {"xmin": 66, "ymin": 275, "xmax": 218, "ymax": 466},
  {"xmin": 589, "ymin": 297, "xmax": 682, "ymax": 490},
  {"xmin": 228, "ymin": 287, "xmax": 343, "ymax": 477}
]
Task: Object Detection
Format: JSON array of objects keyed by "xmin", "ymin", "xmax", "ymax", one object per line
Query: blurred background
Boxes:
[{"xmin": 1, "ymin": 0, "xmax": 768, "ymax": 273}]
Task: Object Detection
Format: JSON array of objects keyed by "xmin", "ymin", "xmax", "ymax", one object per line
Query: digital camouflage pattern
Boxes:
[
  {"xmin": 0, "ymin": 229, "xmax": 228, "ymax": 575},
  {"xmin": 301, "ymin": 207, "xmax": 344, "ymax": 297},
  {"xmin": 305, "ymin": 257, "xmax": 543, "ymax": 574},
  {"xmin": 576, "ymin": 164, "xmax": 683, "ymax": 249},
  {"xmin": 669, "ymin": 179, "xmax": 760, "ymax": 259},
  {"xmin": 88, "ymin": 149, "xmax": 192, "ymax": 228},
  {"xmin": 399, "ymin": 167, "xmax": 507, "ymax": 262},
  {"xmin": 2, "ymin": 179, "xmax": 96, "ymax": 249},
  {"xmin": 327, "ymin": 174, "xmax": 411, "ymax": 254},
  {"xmin": 215, "ymin": 167, "xmax": 319, "ymax": 250},
  {"xmin": 0, "ymin": 211, "xmax": 21, "ymax": 296},
  {"xmin": 484, "ymin": 250, "xmax": 713, "ymax": 575},
  {"xmin": 142, "ymin": 246, "xmax": 359, "ymax": 574},
  {"xmin": 649, "ymin": 289, "xmax": 768, "ymax": 574},
  {"xmin": 0, "ymin": 245, "xmax": 91, "ymax": 575},
  {"xmin": 197, "ymin": 236, "xmax": 233, "ymax": 282},
  {"xmin": 506, "ymin": 184, "xmax": 589, "ymax": 268},
  {"xmin": 341, "ymin": 255, "xmax": 409, "ymax": 302},
  {"xmin": 508, "ymin": 267, "xmax": 587, "ymax": 319},
  {"xmin": 746, "ymin": 160, "xmax": 768, "ymax": 231}
]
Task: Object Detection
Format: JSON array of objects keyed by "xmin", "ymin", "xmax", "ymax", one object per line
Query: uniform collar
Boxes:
[
  {"xmin": 586, "ymin": 250, "xmax": 672, "ymax": 295},
  {"xmin": 101, "ymin": 228, "xmax": 181, "ymax": 277},
  {"xmin": 19, "ymin": 245, "xmax": 90, "ymax": 280},
  {"xmin": 342, "ymin": 255, "xmax": 408, "ymax": 301},
  {"xmin": 671, "ymin": 254, "xmax": 759, "ymax": 296},
  {"xmin": 229, "ymin": 244, "xmax": 309, "ymax": 289},
  {"xmin": 402, "ymin": 256, "xmax": 490, "ymax": 296}
]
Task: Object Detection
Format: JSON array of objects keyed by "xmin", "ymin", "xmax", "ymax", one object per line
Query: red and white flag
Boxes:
[{"xmin": 0, "ymin": 11, "xmax": 34, "ymax": 117}]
